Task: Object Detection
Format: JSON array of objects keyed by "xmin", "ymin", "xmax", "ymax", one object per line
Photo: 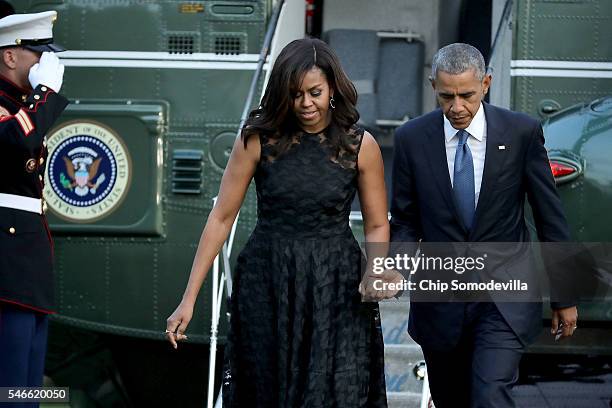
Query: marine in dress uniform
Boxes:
[{"xmin": 0, "ymin": 11, "xmax": 68, "ymax": 394}]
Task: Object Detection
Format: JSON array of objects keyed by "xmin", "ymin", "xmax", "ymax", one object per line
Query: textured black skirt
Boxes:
[{"xmin": 222, "ymin": 228, "xmax": 387, "ymax": 408}]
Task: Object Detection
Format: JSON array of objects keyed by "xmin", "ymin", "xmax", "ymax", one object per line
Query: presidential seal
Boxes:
[{"xmin": 44, "ymin": 121, "xmax": 131, "ymax": 222}]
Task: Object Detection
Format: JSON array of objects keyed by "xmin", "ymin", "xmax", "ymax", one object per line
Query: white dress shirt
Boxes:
[{"xmin": 443, "ymin": 103, "xmax": 487, "ymax": 207}]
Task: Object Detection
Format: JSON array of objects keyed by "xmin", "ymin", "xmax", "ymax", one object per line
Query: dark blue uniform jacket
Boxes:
[{"xmin": 0, "ymin": 74, "xmax": 68, "ymax": 313}]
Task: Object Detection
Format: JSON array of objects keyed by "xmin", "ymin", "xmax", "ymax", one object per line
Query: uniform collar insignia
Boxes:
[{"xmin": 0, "ymin": 73, "xmax": 30, "ymax": 105}]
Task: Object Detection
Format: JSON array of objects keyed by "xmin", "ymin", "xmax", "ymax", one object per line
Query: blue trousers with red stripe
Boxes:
[{"xmin": 0, "ymin": 303, "xmax": 49, "ymax": 408}]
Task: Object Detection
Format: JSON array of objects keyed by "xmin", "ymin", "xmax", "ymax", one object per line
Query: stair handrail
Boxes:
[{"xmin": 207, "ymin": 0, "xmax": 287, "ymax": 406}]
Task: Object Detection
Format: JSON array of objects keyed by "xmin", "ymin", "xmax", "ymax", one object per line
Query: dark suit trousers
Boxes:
[
  {"xmin": 0, "ymin": 303, "xmax": 49, "ymax": 408},
  {"xmin": 422, "ymin": 302, "xmax": 524, "ymax": 408}
]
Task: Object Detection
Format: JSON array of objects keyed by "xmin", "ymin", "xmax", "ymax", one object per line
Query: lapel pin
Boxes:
[{"xmin": 498, "ymin": 145, "xmax": 506, "ymax": 150}]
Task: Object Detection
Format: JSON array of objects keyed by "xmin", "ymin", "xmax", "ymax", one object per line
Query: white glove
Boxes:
[{"xmin": 28, "ymin": 52, "xmax": 65, "ymax": 93}]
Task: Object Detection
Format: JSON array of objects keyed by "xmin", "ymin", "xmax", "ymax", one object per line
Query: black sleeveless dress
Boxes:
[{"xmin": 222, "ymin": 125, "xmax": 387, "ymax": 407}]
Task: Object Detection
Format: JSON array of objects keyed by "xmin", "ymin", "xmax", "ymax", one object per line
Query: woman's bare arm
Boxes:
[
  {"xmin": 166, "ymin": 134, "xmax": 259, "ymax": 347},
  {"xmin": 356, "ymin": 132, "xmax": 394, "ymax": 300}
]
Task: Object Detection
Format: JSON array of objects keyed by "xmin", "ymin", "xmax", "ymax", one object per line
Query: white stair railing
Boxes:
[
  {"xmin": 207, "ymin": 196, "xmax": 239, "ymax": 408},
  {"xmin": 419, "ymin": 370, "xmax": 435, "ymax": 408}
]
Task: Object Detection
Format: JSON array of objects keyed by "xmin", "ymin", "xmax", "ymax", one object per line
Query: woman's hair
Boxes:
[{"xmin": 241, "ymin": 38, "xmax": 359, "ymax": 155}]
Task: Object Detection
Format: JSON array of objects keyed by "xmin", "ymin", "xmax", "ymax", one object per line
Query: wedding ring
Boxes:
[{"xmin": 165, "ymin": 329, "xmax": 172, "ymax": 334}]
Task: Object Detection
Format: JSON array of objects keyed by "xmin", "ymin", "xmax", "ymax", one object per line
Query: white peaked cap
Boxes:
[{"xmin": 0, "ymin": 11, "xmax": 64, "ymax": 52}]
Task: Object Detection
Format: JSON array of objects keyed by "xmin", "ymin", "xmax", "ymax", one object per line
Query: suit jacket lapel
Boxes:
[
  {"xmin": 422, "ymin": 111, "xmax": 466, "ymax": 232},
  {"xmin": 470, "ymin": 103, "xmax": 511, "ymax": 237}
]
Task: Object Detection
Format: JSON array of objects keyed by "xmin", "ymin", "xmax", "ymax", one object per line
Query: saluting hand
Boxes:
[{"xmin": 28, "ymin": 52, "xmax": 65, "ymax": 93}]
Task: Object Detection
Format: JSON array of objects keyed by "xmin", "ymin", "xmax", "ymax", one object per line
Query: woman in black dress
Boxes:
[{"xmin": 167, "ymin": 38, "xmax": 392, "ymax": 407}]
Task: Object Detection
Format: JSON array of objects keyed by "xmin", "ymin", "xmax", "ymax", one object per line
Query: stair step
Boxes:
[
  {"xmin": 379, "ymin": 299, "xmax": 416, "ymax": 345},
  {"xmin": 387, "ymin": 391, "xmax": 423, "ymax": 408},
  {"xmin": 379, "ymin": 300, "xmax": 427, "ymax": 399},
  {"xmin": 384, "ymin": 344, "xmax": 425, "ymax": 394}
]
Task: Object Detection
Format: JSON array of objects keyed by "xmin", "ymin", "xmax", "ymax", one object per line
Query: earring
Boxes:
[{"xmin": 329, "ymin": 97, "xmax": 336, "ymax": 109}]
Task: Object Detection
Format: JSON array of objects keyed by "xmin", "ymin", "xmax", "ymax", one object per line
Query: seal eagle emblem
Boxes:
[
  {"xmin": 62, "ymin": 155, "xmax": 104, "ymax": 196},
  {"xmin": 44, "ymin": 121, "xmax": 131, "ymax": 222}
]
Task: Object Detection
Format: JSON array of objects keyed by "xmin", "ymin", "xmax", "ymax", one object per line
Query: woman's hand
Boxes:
[{"xmin": 166, "ymin": 301, "xmax": 194, "ymax": 349}]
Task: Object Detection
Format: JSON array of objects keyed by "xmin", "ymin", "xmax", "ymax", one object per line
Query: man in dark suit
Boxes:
[
  {"xmin": 390, "ymin": 43, "xmax": 578, "ymax": 407},
  {"xmin": 0, "ymin": 11, "xmax": 68, "ymax": 391}
]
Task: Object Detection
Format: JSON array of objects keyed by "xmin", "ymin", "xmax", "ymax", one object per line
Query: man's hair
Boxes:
[{"xmin": 431, "ymin": 43, "xmax": 487, "ymax": 81}]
